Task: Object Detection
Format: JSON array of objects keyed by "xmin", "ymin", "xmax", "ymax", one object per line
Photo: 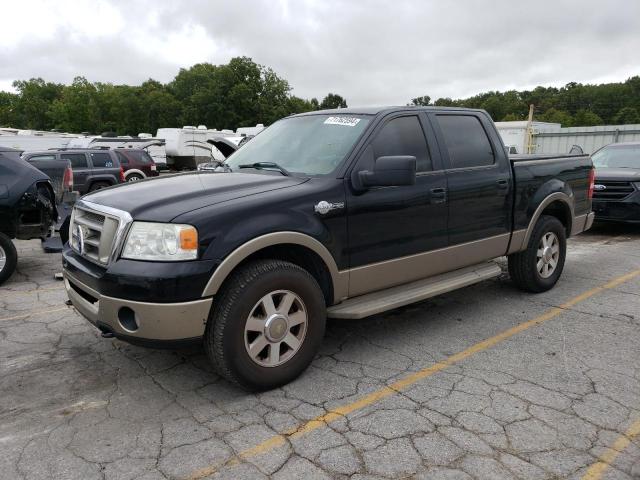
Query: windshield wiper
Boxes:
[{"xmin": 238, "ymin": 162, "xmax": 291, "ymax": 176}]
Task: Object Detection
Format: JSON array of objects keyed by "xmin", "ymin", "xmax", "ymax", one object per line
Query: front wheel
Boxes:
[
  {"xmin": 204, "ymin": 259, "xmax": 326, "ymax": 391},
  {"xmin": 508, "ymin": 215, "xmax": 567, "ymax": 293},
  {"xmin": 0, "ymin": 233, "xmax": 18, "ymax": 286}
]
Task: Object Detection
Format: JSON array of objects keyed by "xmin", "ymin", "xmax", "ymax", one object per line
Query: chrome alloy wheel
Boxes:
[
  {"xmin": 244, "ymin": 290, "xmax": 308, "ymax": 367},
  {"xmin": 0, "ymin": 245, "xmax": 5, "ymax": 272},
  {"xmin": 537, "ymin": 232, "xmax": 560, "ymax": 278}
]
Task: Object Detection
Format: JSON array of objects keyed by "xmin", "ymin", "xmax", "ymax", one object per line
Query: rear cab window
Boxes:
[
  {"xmin": 90, "ymin": 152, "xmax": 116, "ymax": 168},
  {"xmin": 436, "ymin": 115, "xmax": 495, "ymax": 169}
]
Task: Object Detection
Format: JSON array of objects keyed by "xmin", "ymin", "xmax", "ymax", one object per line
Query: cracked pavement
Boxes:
[{"xmin": 1, "ymin": 225, "xmax": 640, "ymax": 480}]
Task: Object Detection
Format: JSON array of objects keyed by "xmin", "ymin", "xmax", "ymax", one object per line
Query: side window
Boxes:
[
  {"xmin": 372, "ymin": 116, "xmax": 432, "ymax": 172},
  {"xmin": 90, "ymin": 152, "xmax": 114, "ymax": 168},
  {"xmin": 124, "ymin": 150, "xmax": 152, "ymax": 164},
  {"xmin": 61, "ymin": 153, "xmax": 88, "ymax": 168},
  {"xmin": 436, "ymin": 115, "xmax": 494, "ymax": 169},
  {"xmin": 28, "ymin": 155, "xmax": 56, "ymax": 161},
  {"xmin": 116, "ymin": 151, "xmax": 129, "ymax": 166}
]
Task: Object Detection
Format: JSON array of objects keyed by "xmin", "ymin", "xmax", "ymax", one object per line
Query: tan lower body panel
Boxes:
[
  {"xmin": 64, "ymin": 272, "xmax": 212, "ymax": 340},
  {"xmin": 328, "ymin": 262, "xmax": 502, "ymax": 319},
  {"xmin": 572, "ymin": 212, "xmax": 595, "ymax": 235},
  {"xmin": 346, "ymin": 233, "xmax": 510, "ymax": 298}
]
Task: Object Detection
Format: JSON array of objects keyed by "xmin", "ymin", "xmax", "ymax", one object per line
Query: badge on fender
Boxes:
[{"xmin": 314, "ymin": 201, "xmax": 345, "ymax": 215}]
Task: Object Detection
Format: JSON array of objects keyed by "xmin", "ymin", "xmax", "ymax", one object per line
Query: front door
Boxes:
[{"xmin": 346, "ymin": 113, "xmax": 448, "ymax": 296}]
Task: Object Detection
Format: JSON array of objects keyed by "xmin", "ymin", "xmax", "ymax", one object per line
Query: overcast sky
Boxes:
[{"xmin": 2, "ymin": 0, "xmax": 639, "ymax": 106}]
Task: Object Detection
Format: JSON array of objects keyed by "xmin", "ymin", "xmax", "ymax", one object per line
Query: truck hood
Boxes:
[
  {"xmin": 83, "ymin": 172, "xmax": 307, "ymax": 221},
  {"xmin": 595, "ymin": 167, "xmax": 640, "ymax": 182}
]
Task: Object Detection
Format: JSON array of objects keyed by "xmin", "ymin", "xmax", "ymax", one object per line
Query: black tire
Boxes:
[
  {"xmin": 204, "ymin": 259, "xmax": 326, "ymax": 391},
  {"xmin": 0, "ymin": 233, "xmax": 18, "ymax": 286},
  {"xmin": 88, "ymin": 181, "xmax": 110, "ymax": 192},
  {"xmin": 508, "ymin": 215, "xmax": 567, "ymax": 293},
  {"xmin": 126, "ymin": 173, "xmax": 144, "ymax": 182}
]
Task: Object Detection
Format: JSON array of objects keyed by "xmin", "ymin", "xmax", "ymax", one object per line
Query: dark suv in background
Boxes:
[
  {"xmin": 114, "ymin": 149, "xmax": 159, "ymax": 181},
  {"xmin": 591, "ymin": 142, "xmax": 640, "ymax": 223},
  {"xmin": 23, "ymin": 149, "xmax": 124, "ymax": 194}
]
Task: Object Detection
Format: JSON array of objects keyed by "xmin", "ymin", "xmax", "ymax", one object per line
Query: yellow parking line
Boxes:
[
  {"xmin": 186, "ymin": 268, "xmax": 640, "ymax": 480},
  {"xmin": 581, "ymin": 418, "xmax": 640, "ymax": 480},
  {"xmin": 0, "ymin": 306, "xmax": 68, "ymax": 322}
]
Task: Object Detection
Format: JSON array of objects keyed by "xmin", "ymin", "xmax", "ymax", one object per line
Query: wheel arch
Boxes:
[
  {"xmin": 87, "ymin": 177, "xmax": 115, "ymax": 189},
  {"xmin": 124, "ymin": 168, "xmax": 146, "ymax": 179},
  {"xmin": 202, "ymin": 232, "xmax": 348, "ymax": 304},
  {"xmin": 521, "ymin": 192, "xmax": 574, "ymax": 249}
]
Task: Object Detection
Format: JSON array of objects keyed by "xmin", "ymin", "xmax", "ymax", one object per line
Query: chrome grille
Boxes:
[
  {"xmin": 593, "ymin": 181, "xmax": 635, "ymax": 200},
  {"xmin": 70, "ymin": 202, "xmax": 130, "ymax": 266}
]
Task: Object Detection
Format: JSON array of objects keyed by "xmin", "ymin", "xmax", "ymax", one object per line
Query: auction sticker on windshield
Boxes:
[{"xmin": 324, "ymin": 116, "xmax": 361, "ymax": 127}]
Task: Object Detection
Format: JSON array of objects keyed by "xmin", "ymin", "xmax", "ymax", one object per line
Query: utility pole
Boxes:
[{"xmin": 525, "ymin": 104, "xmax": 534, "ymax": 154}]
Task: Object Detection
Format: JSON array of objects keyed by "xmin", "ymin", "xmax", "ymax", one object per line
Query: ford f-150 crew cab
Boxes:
[{"xmin": 62, "ymin": 107, "xmax": 595, "ymax": 390}]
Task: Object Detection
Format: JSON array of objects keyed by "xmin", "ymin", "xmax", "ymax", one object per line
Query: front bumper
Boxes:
[
  {"xmin": 64, "ymin": 271, "xmax": 212, "ymax": 344},
  {"xmin": 592, "ymin": 196, "xmax": 640, "ymax": 223}
]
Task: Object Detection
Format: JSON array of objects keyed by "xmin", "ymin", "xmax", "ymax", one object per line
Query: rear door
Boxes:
[
  {"xmin": 60, "ymin": 153, "xmax": 89, "ymax": 192},
  {"xmin": 429, "ymin": 112, "xmax": 512, "ymax": 251},
  {"xmin": 345, "ymin": 113, "xmax": 448, "ymax": 296}
]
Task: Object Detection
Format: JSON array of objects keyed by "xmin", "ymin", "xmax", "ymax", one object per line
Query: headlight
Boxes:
[{"xmin": 122, "ymin": 222, "xmax": 198, "ymax": 261}]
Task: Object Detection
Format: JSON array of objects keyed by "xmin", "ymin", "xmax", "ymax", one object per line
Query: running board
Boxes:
[{"xmin": 327, "ymin": 262, "xmax": 502, "ymax": 319}]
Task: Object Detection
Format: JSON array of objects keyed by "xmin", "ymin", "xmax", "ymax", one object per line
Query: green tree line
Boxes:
[
  {"xmin": 410, "ymin": 76, "xmax": 640, "ymax": 126},
  {"xmin": 0, "ymin": 57, "xmax": 347, "ymax": 135}
]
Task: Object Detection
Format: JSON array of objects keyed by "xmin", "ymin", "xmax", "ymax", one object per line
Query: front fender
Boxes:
[{"xmin": 173, "ymin": 179, "xmax": 348, "ymax": 302}]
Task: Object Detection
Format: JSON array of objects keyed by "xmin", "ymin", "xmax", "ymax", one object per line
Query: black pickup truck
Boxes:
[{"xmin": 62, "ymin": 107, "xmax": 594, "ymax": 390}]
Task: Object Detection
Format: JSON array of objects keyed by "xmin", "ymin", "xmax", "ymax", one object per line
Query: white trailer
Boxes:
[
  {"xmin": 494, "ymin": 121, "xmax": 560, "ymax": 154},
  {"xmin": 0, "ymin": 128, "xmax": 78, "ymax": 152},
  {"xmin": 156, "ymin": 124, "xmax": 265, "ymax": 169}
]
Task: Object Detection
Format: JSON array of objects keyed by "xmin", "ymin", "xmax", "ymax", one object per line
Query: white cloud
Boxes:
[{"xmin": 2, "ymin": 0, "xmax": 639, "ymax": 105}]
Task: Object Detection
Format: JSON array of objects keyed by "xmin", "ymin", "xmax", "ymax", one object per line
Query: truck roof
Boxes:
[{"xmin": 291, "ymin": 106, "xmax": 487, "ymax": 117}]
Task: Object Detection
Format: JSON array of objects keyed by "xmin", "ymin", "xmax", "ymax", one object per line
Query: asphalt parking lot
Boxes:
[{"xmin": 1, "ymin": 225, "xmax": 639, "ymax": 480}]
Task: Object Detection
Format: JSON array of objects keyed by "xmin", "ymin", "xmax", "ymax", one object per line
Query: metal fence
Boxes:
[{"xmin": 532, "ymin": 124, "xmax": 640, "ymax": 154}]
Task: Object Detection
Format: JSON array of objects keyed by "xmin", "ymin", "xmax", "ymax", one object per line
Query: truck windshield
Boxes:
[
  {"xmin": 592, "ymin": 145, "xmax": 640, "ymax": 169},
  {"xmin": 225, "ymin": 114, "xmax": 370, "ymax": 175}
]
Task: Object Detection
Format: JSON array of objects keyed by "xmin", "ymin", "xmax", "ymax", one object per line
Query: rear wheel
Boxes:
[
  {"xmin": 204, "ymin": 259, "xmax": 326, "ymax": 391},
  {"xmin": 88, "ymin": 181, "xmax": 110, "ymax": 192},
  {"xmin": 126, "ymin": 173, "xmax": 144, "ymax": 182},
  {"xmin": 0, "ymin": 233, "xmax": 18, "ymax": 286},
  {"xmin": 508, "ymin": 215, "xmax": 567, "ymax": 293}
]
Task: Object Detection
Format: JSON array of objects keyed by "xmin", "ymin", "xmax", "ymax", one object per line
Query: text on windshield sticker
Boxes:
[{"xmin": 324, "ymin": 117, "xmax": 361, "ymax": 127}]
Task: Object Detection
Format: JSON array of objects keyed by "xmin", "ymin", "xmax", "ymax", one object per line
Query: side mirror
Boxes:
[{"xmin": 358, "ymin": 155, "xmax": 416, "ymax": 188}]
